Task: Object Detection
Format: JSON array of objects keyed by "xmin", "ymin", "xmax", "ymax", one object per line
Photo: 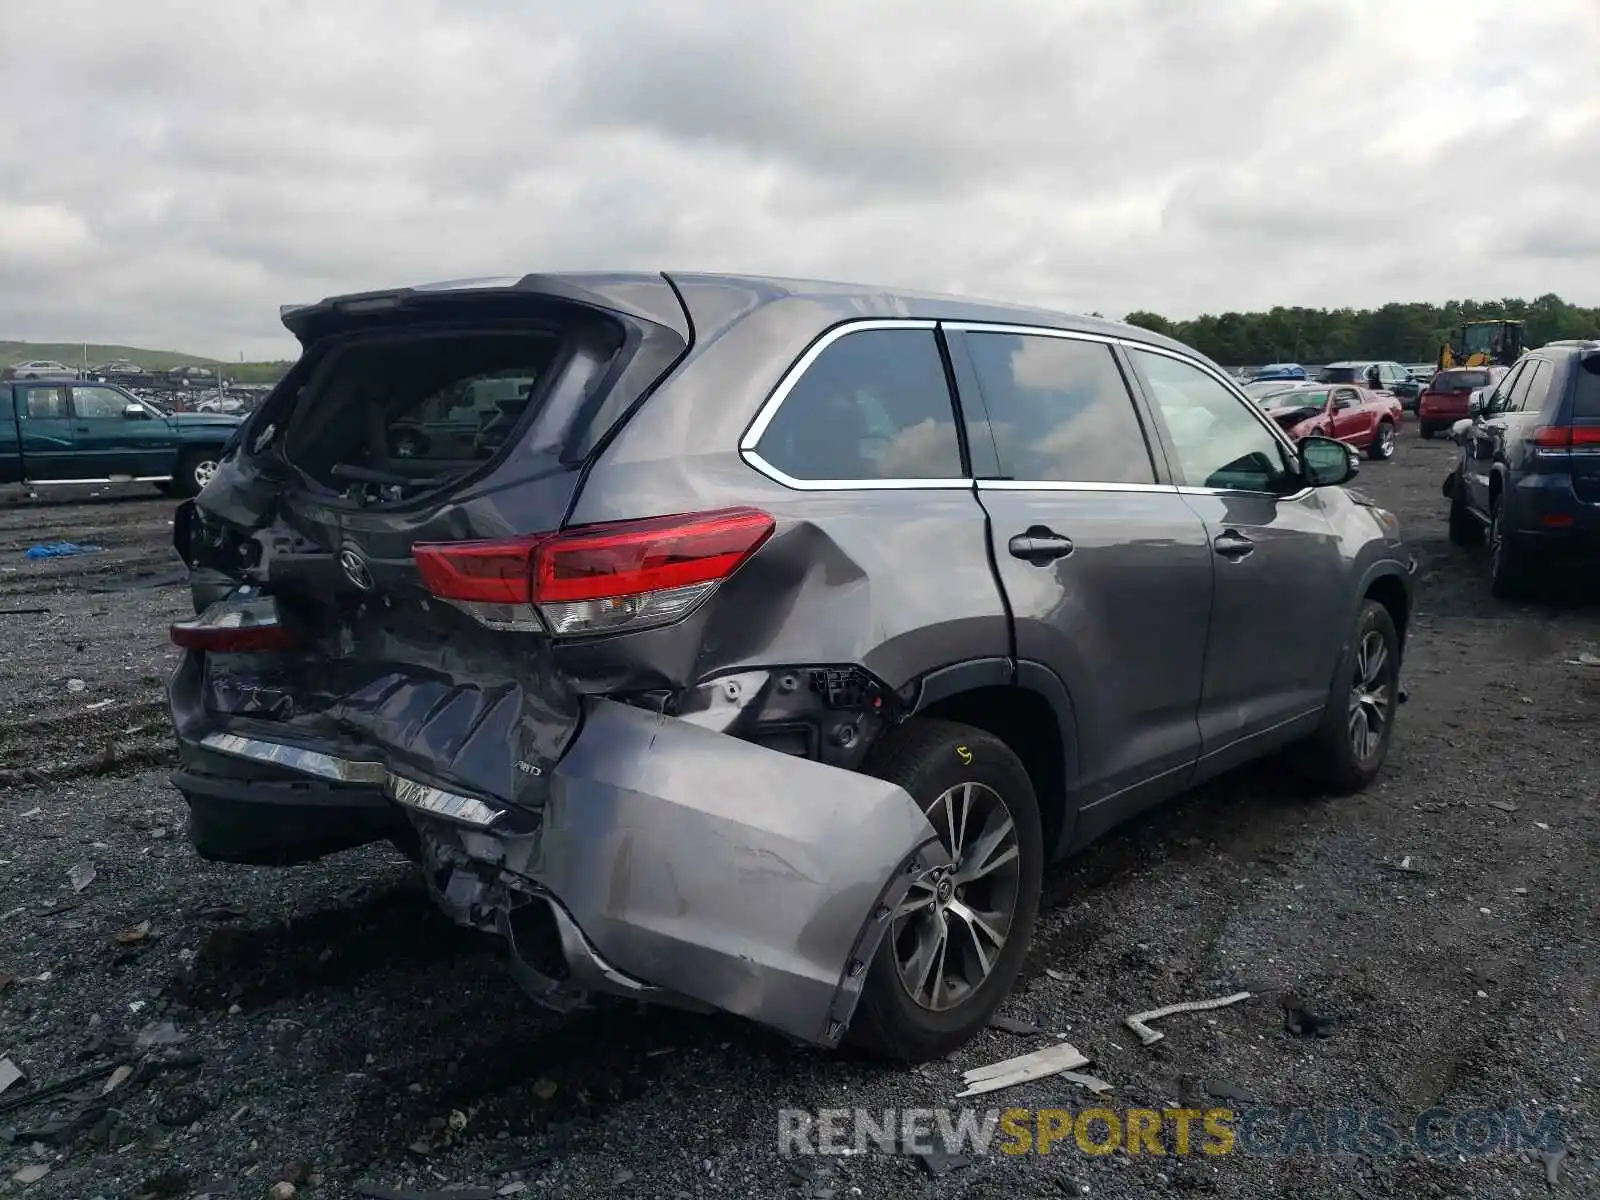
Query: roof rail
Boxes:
[{"xmin": 1541, "ymin": 339, "xmax": 1600, "ymax": 349}]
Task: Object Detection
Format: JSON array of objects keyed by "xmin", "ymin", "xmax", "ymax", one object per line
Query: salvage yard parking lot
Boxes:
[{"xmin": 2, "ymin": 436, "xmax": 1597, "ymax": 1199}]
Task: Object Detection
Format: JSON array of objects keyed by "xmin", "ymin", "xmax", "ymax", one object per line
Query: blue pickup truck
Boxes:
[{"xmin": 1, "ymin": 380, "xmax": 241, "ymax": 495}]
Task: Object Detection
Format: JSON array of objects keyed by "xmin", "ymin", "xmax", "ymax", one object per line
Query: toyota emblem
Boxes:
[{"xmin": 339, "ymin": 549, "xmax": 374, "ymax": 591}]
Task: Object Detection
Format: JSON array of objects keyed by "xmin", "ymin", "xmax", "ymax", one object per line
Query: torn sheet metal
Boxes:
[
  {"xmin": 955, "ymin": 1043, "xmax": 1090, "ymax": 1097},
  {"xmin": 1125, "ymin": 991, "xmax": 1253, "ymax": 1046},
  {"xmin": 203, "ymin": 695, "xmax": 949, "ymax": 1048}
]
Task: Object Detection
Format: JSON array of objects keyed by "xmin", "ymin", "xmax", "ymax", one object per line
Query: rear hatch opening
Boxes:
[{"xmin": 271, "ymin": 318, "xmax": 622, "ymax": 510}]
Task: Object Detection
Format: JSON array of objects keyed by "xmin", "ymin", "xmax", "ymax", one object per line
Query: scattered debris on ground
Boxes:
[
  {"xmin": 1124, "ymin": 990, "xmax": 1253, "ymax": 1046},
  {"xmin": 955, "ymin": 1043, "xmax": 1090, "ymax": 1097}
]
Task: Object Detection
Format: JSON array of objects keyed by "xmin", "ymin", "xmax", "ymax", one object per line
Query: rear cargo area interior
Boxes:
[{"xmin": 280, "ymin": 329, "xmax": 565, "ymax": 490}]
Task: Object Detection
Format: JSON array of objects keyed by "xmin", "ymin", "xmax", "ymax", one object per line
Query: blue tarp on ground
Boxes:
[{"xmin": 24, "ymin": 542, "xmax": 103, "ymax": 559}]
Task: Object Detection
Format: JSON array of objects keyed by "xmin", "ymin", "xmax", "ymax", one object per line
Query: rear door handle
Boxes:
[
  {"xmin": 1213, "ymin": 530, "xmax": 1255, "ymax": 560},
  {"xmin": 1008, "ymin": 527, "xmax": 1074, "ymax": 565}
]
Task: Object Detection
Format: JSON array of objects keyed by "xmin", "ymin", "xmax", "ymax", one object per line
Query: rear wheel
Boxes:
[
  {"xmin": 847, "ymin": 719, "xmax": 1043, "ymax": 1062},
  {"xmin": 1295, "ymin": 600, "xmax": 1400, "ymax": 794},
  {"xmin": 1488, "ymin": 494, "xmax": 1532, "ymax": 600},
  {"xmin": 1419, "ymin": 424, "xmax": 1435, "ymax": 440},
  {"xmin": 1369, "ymin": 420, "xmax": 1396, "ymax": 460}
]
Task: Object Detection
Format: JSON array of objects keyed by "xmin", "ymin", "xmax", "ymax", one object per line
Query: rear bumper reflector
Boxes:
[{"xmin": 196, "ymin": 732, "xmax": 502, "ymax": 828}]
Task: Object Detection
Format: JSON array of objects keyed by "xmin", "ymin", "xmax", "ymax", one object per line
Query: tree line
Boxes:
[{"xmin": 1120, "ymin": 294, "xmax": 1600, "ymax": 366}]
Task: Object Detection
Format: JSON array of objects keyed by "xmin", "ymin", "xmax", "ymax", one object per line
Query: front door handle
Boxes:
[
  {"xmin": 1213, "ymin": 530, "xmax": 1255, "ymax": 560},
  {"xmin": 1008, "ymin": 527, "xmax": 1074, "ymax": 566}
]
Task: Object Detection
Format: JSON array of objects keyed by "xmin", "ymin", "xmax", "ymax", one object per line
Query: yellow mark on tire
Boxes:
[{"xmin": 956, "ymin": 745, "xmax": 973, "ymax": 765}]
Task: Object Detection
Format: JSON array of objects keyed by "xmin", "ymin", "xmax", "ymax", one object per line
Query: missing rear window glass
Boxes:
[{"xmin": 280, "ymin": 330, "xmax": 565, "ymax": 500}]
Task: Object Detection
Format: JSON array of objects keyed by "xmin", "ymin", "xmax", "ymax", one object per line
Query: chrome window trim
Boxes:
[
  {"xmin": 737, "ymin": 318, "xmax": 967, "ymax": 492},
  {"xmin": 976, "ymin": 479, "xmax": 1176, "ymax": 495},
  {"xmin": 738, "ymin": 449, "xmax": 972, "ymax": 492},
  {"xmin": 739, "ymin": 318, "xmax": 940, "ymax": 452},
  {"xmin": 737, "ymin": 315, "xmax": 1313, "ymax": 498},
  {"xmin": 1178, "ymin": 485, "xmax": 1315, "ymax": 503},
  {"xmin": 942, "ymin": 321, "xmax": 1117, "ymax": 346}
]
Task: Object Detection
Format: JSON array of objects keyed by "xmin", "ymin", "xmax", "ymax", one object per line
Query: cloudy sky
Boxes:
[{"xmin": 3, "ymin": 0, "xmax": 1598, "ymax": 360}]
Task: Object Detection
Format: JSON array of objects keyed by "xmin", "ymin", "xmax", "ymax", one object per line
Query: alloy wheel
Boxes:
[
  {"xmin": 193, "ymin": 459, "xmax": 219, "ymax": 489},
  {"xmin": 1347, "ymin": 630, "xmax": 1391, "ymax": 761},
  {"xmin": 892, "ymin": 782, "xmax": 1022, "ymax": 1012},
  {"xmin": 1377, "ymin": 424, "xmax": 1395, "ymax": 457}
]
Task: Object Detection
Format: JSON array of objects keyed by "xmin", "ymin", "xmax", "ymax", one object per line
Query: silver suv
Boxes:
[{"xmin": 167, "ymin": 273, "xmax": 1417, "ymax": 1060}]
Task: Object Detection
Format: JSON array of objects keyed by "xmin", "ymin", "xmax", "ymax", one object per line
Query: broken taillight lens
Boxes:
[
  {"xmin": 412, "ymin": 507, "xmax": 775, "ymax": 637},
  {"xmin": 170, "ymin": 598, "xmax": 304, "ymax": 652}
]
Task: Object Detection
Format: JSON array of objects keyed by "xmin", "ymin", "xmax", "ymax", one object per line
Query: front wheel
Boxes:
[
  {"xmin": 174, "ymin": 451, "xmax": 221, "ymax": 497},
  {"xmin": 1294, "ymin": 600, "xmax": 1400, "ymax": 794},
  {"xmin": 846, "ymin": 719, "xmax": 1043, "ymax": 1062},
  {"xmin": 1368, "ymin": 421, "xmax": 1396, "ymax": 460}
]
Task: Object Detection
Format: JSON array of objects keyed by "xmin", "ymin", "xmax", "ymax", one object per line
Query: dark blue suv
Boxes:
[{"xmin": 1444, "ymin": 340, "xmax": 1600, "ymax": 596}]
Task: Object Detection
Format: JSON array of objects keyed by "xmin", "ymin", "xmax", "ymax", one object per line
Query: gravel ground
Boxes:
[{"xmin": 1, "ymin": 438, "xmax": 1596, "ymax": 1200}]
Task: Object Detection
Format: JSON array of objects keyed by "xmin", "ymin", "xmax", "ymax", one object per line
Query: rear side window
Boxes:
[
  {"xmin": 21, "ymin": 387, "xmax": 68, "ymax": 419},
  {"xmin": 1575, "ymin": 356, "xmax": 1600, "ymax": 418},
  {"xmin": 963, "ymin": 333, "xmax": 1154, "ymax": 484},
  {"xmin": 753, "ymin": 328, "xmax": 963, "ymax": 481}
]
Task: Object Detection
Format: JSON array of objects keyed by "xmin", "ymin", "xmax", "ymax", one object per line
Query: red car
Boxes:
[
  {"xmin": 1416, "ymin": 366, "xmax": 1509, "ymax": 439},
  {"xmin": 1262, "ymin": 384, "xmax": 1403, "ymax": 460}
]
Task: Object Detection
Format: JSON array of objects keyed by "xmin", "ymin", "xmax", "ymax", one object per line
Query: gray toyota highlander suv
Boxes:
[{"xmin": 167, "ymin": 273, "xmax": 1417, "ymax": 1061}]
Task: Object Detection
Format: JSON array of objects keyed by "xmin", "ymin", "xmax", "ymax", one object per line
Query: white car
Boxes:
[{"xmin": 7, "ymin": 359, "xmax": 73, "ymax": 379}]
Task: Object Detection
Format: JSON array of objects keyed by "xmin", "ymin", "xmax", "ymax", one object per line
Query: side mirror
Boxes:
[
  {"xmin": 1467, "ymin": 390, "xmax": 1486, "ymax": 415},
  {"xmin": 1450, "ymin": 418, "xmax": 1475, "ymax": 442},
  {"xmin": 123, "ymin": 404, "xmax": 149, "ymax": 419},
  {"xmin": 1299, "ymin": 435, "xmax": 1357, "ymax": 487}
]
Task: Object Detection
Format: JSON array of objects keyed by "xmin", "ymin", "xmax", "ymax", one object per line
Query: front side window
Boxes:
[
  {"xmin": 963, "ymin": 333, "xmax": 1154, "ymax": 484},
  {"xmin": 1487, "ymin": 361, "xmax": 1529, "ymax": 414},
  {"xmin": 1132, "ymin": 350, "xmax": 1291, "ymax": 492},
  {"xmin": 70, "ymin": 386, "xmax": 132, "ymax": 419},
  {"xmin": 753, "ymin": 327, "xmax": 963, "ymax": 481}
]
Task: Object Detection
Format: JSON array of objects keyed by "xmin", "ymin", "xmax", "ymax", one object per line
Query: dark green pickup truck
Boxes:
[{"xmin": 1, "ymin": 380, "xmax": 242, "ymax": 496}]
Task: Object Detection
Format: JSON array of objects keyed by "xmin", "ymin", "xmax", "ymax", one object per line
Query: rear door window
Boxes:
[
  {"xmin": 1511, "ymin": 361, "xmax": 1554, "ymax": 415},
  {"xmin": 21, "ymin": 387, "xmax": 68, "ymax": 419},
  {"xmin": 961, "ymin": 333, "xmax": 1155, "ymax": 484},
  {"xmin": 752, "ymin": 327, "xmax": 964, "ymax": 482}
]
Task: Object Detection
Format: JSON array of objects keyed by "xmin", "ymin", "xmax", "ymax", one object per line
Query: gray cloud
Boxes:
[{"xmin": 1, "ymin": 0, "xmax": 1597, "ymax": 359}]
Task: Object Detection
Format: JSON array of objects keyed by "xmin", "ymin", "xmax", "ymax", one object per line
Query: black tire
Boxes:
[
  {"xmin": 846, "ymin": 718, "xmax": 1044, "ymax": 1062},
  {"xmin": 1448, "ymin": 486, "xmax": 1484, "ymax": 547},
  {"xmin": 1294, "ymin": 600, "xmax": 1400, "ymax": 795},
  {"xmin": 174, "ymin": 450, "xmax": 221, "ymax": 497},
  {"xmin": 1419, "ymin": 424, "xmax": 1435, "ymax": 440},
  {"xmin": 1488, "ymin": 494, "xmax": 1533, "ymax": 601},
  {"xmin": 1368, "ymin": 420, "xmax": 1396, "ymax": 460}
]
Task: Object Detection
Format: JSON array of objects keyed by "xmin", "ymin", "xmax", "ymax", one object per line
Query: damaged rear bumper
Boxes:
[{"xmin": 176, "ymin": 698, "xmax": 946, "ymax": 1048}]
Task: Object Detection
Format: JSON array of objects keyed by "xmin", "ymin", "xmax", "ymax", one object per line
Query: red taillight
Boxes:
[
  {"xmin": 1532, "ymin": 426, "xmax": 1600, "ymax": 448},
  {"xmin": 532, "ymin": 508, "xmax": 775, "ymax": 603},
  {"xmin": 412, "ymin": 535, "xmax": 545, "ymax": 605},
  {"xmin": 412, "ymin": 508, "xmax": 775, "ymax": 636},
  {"xmin": 1532, "ymin": 426, "xmax": 1569, "ymax": 448}
]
